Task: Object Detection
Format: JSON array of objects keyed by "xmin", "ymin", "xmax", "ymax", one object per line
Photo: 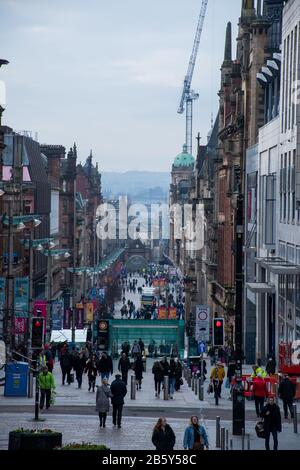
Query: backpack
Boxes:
[{"xmin": 255, "ymin": 420, "xmax": 266, "ymax": 439}]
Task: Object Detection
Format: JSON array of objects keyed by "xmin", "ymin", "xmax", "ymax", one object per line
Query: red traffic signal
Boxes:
[
  {"xmin": 213, "ymin": 318, "xmax": 224, "ymax": 347},
  {"xmin": 31, "ymin": 317, "xmax": 44, "ymax": 349},
  {"xmin": 215, "ymin": 321, "xmax": 222, "ymax": 328}
]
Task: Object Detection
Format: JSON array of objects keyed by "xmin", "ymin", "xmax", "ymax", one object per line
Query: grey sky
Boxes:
[{"xmin": 0, "ymin": 0, "xmax": 241, "ymax": 172}]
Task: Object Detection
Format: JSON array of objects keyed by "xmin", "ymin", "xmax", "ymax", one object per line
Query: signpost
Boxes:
[{"xmin": 195, "ymin": 305, "xmax": 210, "ymax": 343}]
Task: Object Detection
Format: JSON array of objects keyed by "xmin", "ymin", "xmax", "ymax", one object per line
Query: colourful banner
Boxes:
[
  {"xmin": 76, "ymin": 304, "xmax": 84, "ymax": 329},
  {"xmin": 52, "ymin": 300, "xmax": 64, "ymax": 330},
  {"xmin": 63, "ymin": 308, "xmax": 72, "ymax": 329},
  {"xmin": 14, "ymin": 277, "xmax": 29, "ymax": 318},
  {"xmin": 168, "ymin": 307, "xmax": 177, "ymax": 319},
  {"xmin": 14, "ymin": 317, "xmax": 26, "ymax": 334},
  {"xmin": 85, "ymin": 303, "xmax": 94, "ymax": 322},
  {"xmin": 158, "ymin": 307, "xmax": 167, "ymax": 319}
]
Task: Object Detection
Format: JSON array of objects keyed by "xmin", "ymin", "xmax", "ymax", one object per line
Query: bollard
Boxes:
[
  {"xmin": 221, "ymin": 427, "xmax": 225, "ymax": 451},
  {"xmin": 275, "ymin": 383, "xmax": 279, "ymax": 405},
  {"xmin": 216, "ymin": 416, "xmax": 221, "ymax": 448},
  {"xmin": 34, "ymin": 372, "xmax": 39, "ymax": 421},
  {"xmin": 230, "ymin": 438, "xmax": 233, "ymax": 450},
  {"xmin": 247, "ymin": 434, "xmax": 251, "ymax": 451},
  {"xmin": 293, "ymin": 403, "xmax": 298, "ymax": 434},
  {"xmin": 28, "ymin": 371, "xmax": 33, "ymax": 398},
  {"xmin": 164, "ymin": 376, "xmax": 169, "ymax": 400},
  {"xmin": 188, "ymin": 369, "xmax": 192, "ymax": 387},
  {"xmin": 130, "ymin": 375, "xmax": 136, "ymax": 400},
  {"xmin": 194, "ymin": 375, "xmax": 198, "ymax": 395},
  {"xmin": 241, "ymin": 428, "xmax": 245, "ymax": 451},
  {"xmin": 198, "ymin": 378, "xmax": 204, "ymax": 401},
  {"xmin": 225, "ymin": 429, "xmax": 229, "ymax": 451},
  {"xmin": 192, "ymin": 374, "xmax": 195, "ymax": 392}
]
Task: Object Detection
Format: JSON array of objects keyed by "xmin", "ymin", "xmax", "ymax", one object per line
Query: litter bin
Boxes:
[{"xmin": 4, "ymin": 362, "xmax": 29, "ymax": 397}]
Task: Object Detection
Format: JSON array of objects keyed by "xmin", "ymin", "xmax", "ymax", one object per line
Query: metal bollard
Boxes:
[
  {"xmin": 28, "ymin": 371, "xmax": 33, "ymax": 398},
  {"xmin": 225, "ymin": 429, "xmax": 229, "ymax": 451},
  {"xmin": 130, "ymin": 375, "xmax": 136, "ymax": 400},
  {"xmin": 247, "ymin": 434, "xmax": 251, "ymax": 450},
  {"xmin": 198, "ymin": 378, "xmax": 204, "ymax": 401},
  {"xmin": 188, "ymin": 370, "xmax": 192, "ymax": 387},
  {"xmin": 275, "ymin": 383, "xmax": 279, "ymax": 405},
  {"xmin": 164, "ymin": 376, "xmax": 169, "ymax": 400},
  {"xmin": 241, "ymin": 428, "xmax": 245, "ymax": 451},
  {"xmin": 194, "ymin": 375, "xmax": 198, "ymax": 395},
  {"xmin": 293, "ymin": 403, "xmax": 298, "ymax": 434},
  {"xmin": 221, "ymin": 427, "xmax": 225, "ymax": 451},
  {"xmin": 216, "ymin": 416, "xmax": 221, "ymax": 448},
  {"xmin": 230, "ymin": 438, "xmax": 233, "ymax": 450},
  {"xmin": 192, "ymin": 374, "xmax": 195, "ymax": 391}
]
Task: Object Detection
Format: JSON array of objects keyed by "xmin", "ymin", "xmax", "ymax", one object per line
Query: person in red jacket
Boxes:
[{"xmin": 253, "ymin": 373, "xmax": 268, "ymax": 417}]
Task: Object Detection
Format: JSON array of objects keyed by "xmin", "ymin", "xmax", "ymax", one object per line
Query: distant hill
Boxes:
[{"xmin": 102, "ymin": 171, "xmax": 170, "ymax": 201}]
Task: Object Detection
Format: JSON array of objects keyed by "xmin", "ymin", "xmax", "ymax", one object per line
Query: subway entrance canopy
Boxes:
[{"xmin": 105, "ymin": 319, "xmax": 185, "ymax": 358}]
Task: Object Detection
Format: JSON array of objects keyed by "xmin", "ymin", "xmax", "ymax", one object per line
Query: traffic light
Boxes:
[
  {"xmin": 31, "ymin": 317, "xmax": 44, "ymax": 349},
  {"xmin": 213, "ymin": 318, "xmax": 224, "ymax": 347}
]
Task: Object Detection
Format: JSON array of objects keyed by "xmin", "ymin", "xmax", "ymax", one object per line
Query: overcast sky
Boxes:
[{"xmin": 0, "ymin": 0, "xmax": 241, "ymax": 172}]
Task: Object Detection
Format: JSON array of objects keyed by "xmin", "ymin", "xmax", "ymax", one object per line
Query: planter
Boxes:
[{"xmin": 8, "ymin": 431, "xmax": 62, "ymax": 450}]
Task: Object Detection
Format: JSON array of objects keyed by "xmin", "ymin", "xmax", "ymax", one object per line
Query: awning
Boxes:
[
  {"xmin": 255, "ymin": 257, "xmax": 300, "ymax": 275},
  {"xmin": 246, "ymin": 283, "xmax": 275, "ymax": 294}
]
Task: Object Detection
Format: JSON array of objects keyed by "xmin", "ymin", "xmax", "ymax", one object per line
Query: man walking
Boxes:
[
  {"xmin": 278, "ymin": 374, "xmax": 296, "ymax": 419},
  {"xmin": 38, "ymin": 366, "xmax": 55, "ymax": 410},
  {"xmin": 110, "ymin": 374, "xmax": 127, "ymax": 429},
  {"xmin": 59, "ymin": 347, "xmax": 73, "ymax": 385},
  {"xmin": 261, "ymin": 397, "xmax": 282, "ymax": 451},
  {"xmin": 118, "ymin": 353, "xmax": 131, "ymax": 385}
]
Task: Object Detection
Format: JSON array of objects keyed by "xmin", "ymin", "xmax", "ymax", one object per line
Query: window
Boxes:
[
  {"xmin": 287, "ymin": 244, "xmax": 295, "ymax": 263},
  {"xmin": 278, "ymin": 241, "xmax": 286, "ymax": 259},
  {"xmin": 264, "ymin": 174, "xmax": 276, "ymax": 245},
  {"xmin": 279, "ymin": 274, "xmax": 286, "ymax": 299}
]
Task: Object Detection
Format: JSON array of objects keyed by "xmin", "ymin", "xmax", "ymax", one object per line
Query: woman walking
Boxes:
[
  {"xmin": 96, "ymin": 378, "xmax": 112, "ymax": 428},
  {"xmin": 85, "ymin": 353, "xmax": 98, "ymax": 392},
  {"xmin": 183, "ymin": 416, "xmax": 209, "ymax": 450},
  {"xmin": 152, "ymin": 418, "xmax": 176, "ymax": 451},
  {"xmin": 73, "ymin": 351, "xmax": 86, "ymax": 389}
]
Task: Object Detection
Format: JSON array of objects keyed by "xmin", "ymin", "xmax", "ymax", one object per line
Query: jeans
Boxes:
[
  {"xmin": 101, "ymin": 372, "xmax": 110, "ymax": 381},
  {"xmin": 283, "ymin": 400, "xmax": 294, "ymax": 419},
  {"xmin": 265, "ymin": 429, "xmax": 278, "ymax": 451},
  {"xmin": 154, "ymin": 379, "xmax": 161, "ymax": 395},
  {"xmin": 169, "ymin": 377, "xmax": 176, "ymax": 396},
  {"xmin": 213, "ymin": 380, "xmax": 222, "ymax": 398},
  {"xmin": 112, "ymin": 404, "xmax": 123, "ymax": 426},
  {"xmin": 254, "ymin": 396, "xmax": 265, "ymax": 417},
  {"xmin": 40, "ymin": 389, "xmax": 51, "ymax": 409}
]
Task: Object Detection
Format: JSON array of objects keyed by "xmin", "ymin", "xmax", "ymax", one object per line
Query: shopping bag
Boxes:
[
  {"xmin": 50, "ymin": 391, "xmax": 56, "ymax": 405},
  {"xmin": 207, "ymin": 383, "xmax": 213, "ymax": 394},
  {"xmin": 225, "ymin": 378, "xmax": 230, "ymax": 389}
]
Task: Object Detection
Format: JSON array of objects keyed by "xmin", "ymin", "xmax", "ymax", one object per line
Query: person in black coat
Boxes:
[
  {"xmin": 59, "ymin": 349, "xmax": 73, "ymax": 385},
  {"xmin": 160, "ymin": 357, "xmax": 170, "ymax": 377},
  {"xmin": 175, "ymin": 359, "xmax": 183, "ymax": 391},
  {"xmin": 152, "ymin": 418, "xmax": 176, "ymax": 451},
  {"xmin": 73, "ymin": 352, "xmax": 86, "ymax": 389},
  {"xmin": 84, "ymin": 354, "xmax": 98, "ymax": 392},
  {"xmin": 118, "ymin": 353, "xmax": 131, "ymax": 385},
  {"xmin": 266, "ymin": 356, "xmax": 276, "ymax": 376},
  {"xmin": 278, "ymin": 374, "xmax": 296, "ymax": 419},
  {"xmin": 152, "ymin": 361, "xmax": 164, "ymax": 397},
  {"xmin": 110, "ymin": 374, "xmax": 127, "ymax": 428},
  {"xmin": 98, "ymin": 352, "xmax": 113, "ymax": 380},
  {"xmin": 261, "ymin": 397, "xmax": 282, "ymax": 451},
  {"xmin": 133, "ymin": 355, "xmax": 144, "ymax": 390}
]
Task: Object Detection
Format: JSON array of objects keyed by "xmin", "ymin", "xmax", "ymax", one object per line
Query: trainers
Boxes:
[
  {"xmin": 118, "ymin": 425, "xmax": 121, "ymax": 429},
  {"xmin": 155, "ymin": 393, "xmax": 158, "ymax": 397}
]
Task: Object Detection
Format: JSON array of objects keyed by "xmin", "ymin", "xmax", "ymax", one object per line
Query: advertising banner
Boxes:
[
  {"xmin": 52, "ymin": 300, "xmax": 64, "ymax": 330},
  {"xmin": 76, "ymin": 303, "xmax": 84, "ymax": 329},
  {"xmin": 168, "ymin": 307, "xmax": 177, "ymax": 319},
  {"xmin": 14, "ymin": 317, "xmax": 26, "ymax": 334},
  {"xmin": 63, "ymin": 308, "xmax": 72, "ymax": 329},
  {"xmin": 158, "ymin": 307, "xmax": 167, "ymax": 319},
  {"xmin": 14, "ymin": 277, "xmax": 29, "ymax": 318},
  {"xmin": 85, "ymin": 303, "xmax": 94, "ymax": 322}
]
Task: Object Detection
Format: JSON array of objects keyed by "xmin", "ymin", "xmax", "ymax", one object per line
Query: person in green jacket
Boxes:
[{"xmin": 38, "ymin": 366, "xmax": 56, "ymax": 410}]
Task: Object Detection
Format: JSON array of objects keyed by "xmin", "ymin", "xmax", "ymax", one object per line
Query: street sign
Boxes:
[
  {"xmin": 195, "ymin": 305, "xmax": 210, "ymax": 342},
  {"xmin": 198, "ymin": 341, "xmax": 206, "ymax": 354}
]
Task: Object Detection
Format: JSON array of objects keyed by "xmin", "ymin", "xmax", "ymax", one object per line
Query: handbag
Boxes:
[
  {"xmin": 225, "ymin": 378, "xmax": 230, "ymax": 389},
  {"xmin": 255, "ymin": 420, "xmax": 266, "ymax": 439},
  {"xmin": 179, "ymin": 378, "xmax": 184, "ymax": 386},
  {"xmin": 207, "ymin": 383, "xmax": 213, "ymax": 394},
  {"xmin": 69, "ymin": 373, "xmax": 74, "ymax": 383}
]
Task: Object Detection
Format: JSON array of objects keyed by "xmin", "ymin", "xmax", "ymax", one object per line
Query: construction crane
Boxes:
[{"xmin": 178, "ymin": 0, "xmax": 208, "ymax": 155}]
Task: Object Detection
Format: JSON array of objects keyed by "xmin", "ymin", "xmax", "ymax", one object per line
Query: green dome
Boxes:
[{"xmin": 173, "ymin": 145, "xmax": 195, "ymax": 168}]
